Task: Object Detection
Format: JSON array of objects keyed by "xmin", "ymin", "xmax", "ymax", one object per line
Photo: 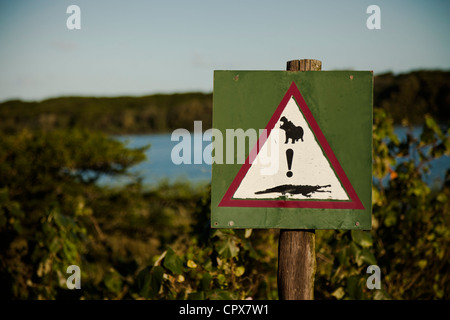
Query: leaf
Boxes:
[
  {"xmin": 351, "ymin": 230, "xmax": 373, "ymax": 248},
  {"xmin": 417, "ymin": 259, "xmax": 427, "ymax": 269},
  {"xmin": 373, "ymin": 289, "xmax": 391, "ymax": 300},
  {"xmin": 372, "ymin": 187, "xmax": 383, "ymax": 206},
  {"xmin": 350, "ymin": 242, "xmax": 363, "ymax": 266},
  {"xmin": 331, "ymin": 287, "xmax": 345, "ymax": 300},
  {"xmin": 150, "ymin": 266, "xmax": 164, "ymax": 295},
  {"xmin": 201, "ymin": 273, "xmax": 212, "ymax": 292},
  {"xmin": 177, "ymin": 275, "xmax": 185, "ymax": 282},
  {"xmin": 137, "ymin": 266, "xmax": 164, "ymax": 299},
  {"xmin": 360, "ymin": 248, "xmax": 377, "ymax": 265},
  {"xmin": 215, "ymin": 235, "xmax": 240, "ymax": 259},
  {"xmin": 187, "ymin": 260, "xmax": 197, "ymax": 268},
  {"xmin": 337, "ymin": 246, "xmax": 350, "ymax": 267},
  {"xmin": 104, "ymin": 269, "xmax": 123, "ymax": 294},
  {"xmin": 163, "ymin": 248, "xmax": 184, "ymax": 274},
  {"xmin": 436, "ymin": 192, "xmax": 448, "ymax": 203},
  {"xmin": 384, "ymin": 212, "xmax": 397, "ymax": 227},
  {"xmin": 433, "ymin": 284, "xmax": 444, "ymax": 299},
  {"xmin": 424, "ymin": 114, "xmax": 443, "ymax": 139},
  {"xmin": 346, "ymin": 275, "xmax": 363, "ymax": 300},
  {"xmin": 235, "ymin": 266, "xmax": 245, "ymax": 277}
]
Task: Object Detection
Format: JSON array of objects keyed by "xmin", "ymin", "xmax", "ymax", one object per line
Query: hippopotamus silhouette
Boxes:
[{"xmin": 280, "ymin": 116, "xmax": 304, "ymax": 144}]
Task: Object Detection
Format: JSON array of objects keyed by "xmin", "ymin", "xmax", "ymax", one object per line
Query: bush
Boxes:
[
  {"xmin": 0, "ymin": 129, "xmax": 147, "ymax": 299},
  {"xmin": 0, "ymin": 108, "xmax": 448, "ymax": 300}
]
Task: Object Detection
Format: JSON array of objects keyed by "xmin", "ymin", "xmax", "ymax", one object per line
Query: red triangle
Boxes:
[{"xmin": 218, "ymin": 81, "xmax": 364, "ymax": 209}]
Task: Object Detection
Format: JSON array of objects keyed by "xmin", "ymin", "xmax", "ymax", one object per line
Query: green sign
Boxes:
[{"xmin": 211, "ymin": 71, "xmax": 373, "ymax": 230}]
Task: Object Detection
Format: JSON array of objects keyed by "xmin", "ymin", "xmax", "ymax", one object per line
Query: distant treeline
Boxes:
[
  {"xmin": 374, "ymin": 70, "xmax": 449, "ymax": 125},
  {"xmin": 0, "ymin": 92, "xmax": 212, "ymax": 134},
  {"xmin": 0, "ymin": 70, "xmax": 448, "ymax": 134}
]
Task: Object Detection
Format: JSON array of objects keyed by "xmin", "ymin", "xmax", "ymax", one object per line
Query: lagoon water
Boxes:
[
  {"xmin": 99, "ymin": 132, "xmax": 212, "ymax": 187},
  {"xmin": 99, "ymin": 128, "xmax": 449, "ymax": 188}
]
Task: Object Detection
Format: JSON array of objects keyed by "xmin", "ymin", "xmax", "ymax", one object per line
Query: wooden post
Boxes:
[{"xmin": 277, "ymin": 59, "xmax": 322, "ymax": 300}]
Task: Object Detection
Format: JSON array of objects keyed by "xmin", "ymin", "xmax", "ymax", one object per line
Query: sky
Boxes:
[{"xmin": 0, "ymin": 0, "xmax": 449, "ymax": 102}]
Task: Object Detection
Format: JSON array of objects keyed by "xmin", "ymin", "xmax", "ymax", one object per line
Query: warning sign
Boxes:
[
  {"xmin": 212, "ymin": 71, "xmax": 373, "ymax": 230},
  {"xmin": 220, "ymin": 82, "xmax": 364, "ymax": 209}
]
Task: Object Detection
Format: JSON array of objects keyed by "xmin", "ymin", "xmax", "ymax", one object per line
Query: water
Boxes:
[
  {"xmin": 98, "ymin": 128, "xmax": 449, "ymax": 188},
  {"xmin": 389, "ymin": 126, "xmax": 449, "ymax": 188},
  {"xmin": 98, "ymin": 132, "xmax": 212, "ymax": 187}
]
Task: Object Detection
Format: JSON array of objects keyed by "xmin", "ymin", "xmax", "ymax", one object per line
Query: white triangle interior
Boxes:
[{"xmin": 233, "ymin": 97, "xmax": 349, "ymax": 201}]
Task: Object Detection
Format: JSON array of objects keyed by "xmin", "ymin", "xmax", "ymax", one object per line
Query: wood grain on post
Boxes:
[
  {"xmin": 287, "ymin": 59, "xmax": 322, "ymax": 72},
  {"xmin": 277, "ymin": 59, "xmax": 321, "ymax": 300}
]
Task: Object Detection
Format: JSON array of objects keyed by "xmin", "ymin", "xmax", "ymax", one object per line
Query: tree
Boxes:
[{"xmin": 0, "ymin": 129, "xmax": 147, "ymax": 299}]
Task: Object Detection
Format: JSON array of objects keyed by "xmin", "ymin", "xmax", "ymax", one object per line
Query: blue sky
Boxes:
[{"xmin": 0, "ymin": 0, "xmax": 449, "ymax": 102}]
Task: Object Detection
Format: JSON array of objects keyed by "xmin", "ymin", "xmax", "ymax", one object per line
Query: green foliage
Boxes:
[
  {"xmin": 0, "ymin": 103, "xmax": 449, "ymax": 300},
  {"xmin": 370, "ymin": 110, "xmax": 450, "ymax": 299},
  {"xmin": 133, "ymin": 225, "xmax": 278, "ymax": 300},
  {"xmin": 314, "ymin": 108, "xmax": 449, "ymax": 300},
  {"xmin": 0, "ymin": 129, "xmax": 147, "ymax": 299},
  {"xmin": 129, "ymin": 186, "xmax": 278, "ymax": 300}
]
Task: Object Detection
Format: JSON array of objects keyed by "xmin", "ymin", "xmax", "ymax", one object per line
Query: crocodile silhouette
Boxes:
[{"xmin": 255, "ymin": 184, "xmax": 331, "ymax": 198}]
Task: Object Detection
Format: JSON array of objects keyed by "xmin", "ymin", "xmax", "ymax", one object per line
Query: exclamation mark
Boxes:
[{"xmin": 286, "ymin": 148, "xmax": 293, "ymax": 178}]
